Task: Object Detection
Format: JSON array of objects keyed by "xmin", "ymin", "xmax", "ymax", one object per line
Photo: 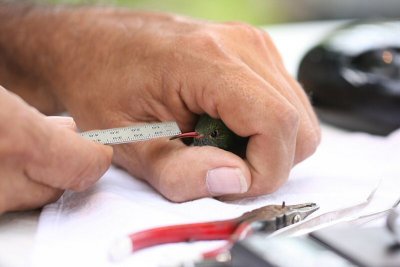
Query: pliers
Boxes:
[{"xmin": 110, "ymin": 202, "xmax": 319, "ymax": 262}]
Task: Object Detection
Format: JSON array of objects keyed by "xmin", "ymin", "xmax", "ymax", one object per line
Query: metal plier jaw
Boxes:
[{"xmin": 237, "ymin": 202, "xmax": 319, "ymax": 233}]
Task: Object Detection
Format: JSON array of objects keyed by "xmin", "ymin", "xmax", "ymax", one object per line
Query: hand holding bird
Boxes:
[{"xmin": 1, "ymin": 6, "xmax": 321, "ymax": 202}]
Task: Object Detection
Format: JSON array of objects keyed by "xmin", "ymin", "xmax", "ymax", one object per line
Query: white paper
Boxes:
[{"xmin": 30, "ymin": 125, "xmax": 400, "ymax": 267}]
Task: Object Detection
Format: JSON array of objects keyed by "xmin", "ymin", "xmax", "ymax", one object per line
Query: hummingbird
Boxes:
[{"xmin": 171, "ymin": 114, "xmax": 249, "ymax": 158}]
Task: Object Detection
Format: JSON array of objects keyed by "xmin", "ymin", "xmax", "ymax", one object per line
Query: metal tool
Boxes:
[
  {"xmin": 109, "ymin": 202, "xmax": 319, "ymax": 261},
  {"xmin": 80, "ymin": 121, "xmax": 181, "ymax": 145},
  {"xmin": 270, "ymin": 180, "xmax": 380, "ymax": 237},
  {"xmin": 344, "ymin": 196, "xmax": 400, "ymax": 227},
  {"xmin": 387, "ymin": 206, "xmax": 400, "ymax": 244},
  {"xmin": 227, "ymin": 197, "xmax": 400, "ymax": 267}
]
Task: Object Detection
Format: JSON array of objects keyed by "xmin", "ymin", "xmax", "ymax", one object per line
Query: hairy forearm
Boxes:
[
  {"xmin": 0, "ymin": 3, "xmax": 179, "ymax": 116},
  {"xmin": 0, "ymin": 3, "xmax": 67, "ymax": 114}
]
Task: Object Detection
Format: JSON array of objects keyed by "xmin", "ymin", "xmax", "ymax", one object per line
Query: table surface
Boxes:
[
  {"xmin": 0, "ymin": 210, "xmax": 40, "ymax": 266},
  {"xmin": 0, "ymin": 20, "xmax": 345, "ymax": 267}
]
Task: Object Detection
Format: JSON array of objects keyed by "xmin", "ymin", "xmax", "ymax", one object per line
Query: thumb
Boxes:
[
  {"xmin": 26, "ymin": 116, "xmax": 113, "ymax": 191},
  {"xmin": 115, "ymin": 139, "xmax": 251, "ymax": 202}
]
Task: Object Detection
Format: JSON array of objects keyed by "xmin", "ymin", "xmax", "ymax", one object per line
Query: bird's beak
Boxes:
[{"xmin": 170, "ymin": 131, "xmax": 203, "ymax": 140}]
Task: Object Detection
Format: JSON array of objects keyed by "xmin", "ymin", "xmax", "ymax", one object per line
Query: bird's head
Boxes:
[{"xmin": 171, "ymin": 114, "xmax": 248, "ymax": 157}]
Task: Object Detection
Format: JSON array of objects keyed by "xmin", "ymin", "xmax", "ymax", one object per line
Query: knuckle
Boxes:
[
  {"xmin": 224, "ymin": 21, "xmax": 255, "ymax": 33},
  {"xmin": 177, "ymin": 31, "xmax": 231, "ymax": 61},
  {"xmin": 260, "ymin": 30, "xmax": 279, "ymax": 52},
  {"xmin": 180, "ymin": 31, "xmax": 218, "ymax": 50},
  {"xmin": 260, "ymin": 31, "xmax": 283, "ymax": 61},
  {"xmin": 225, "ymin": 22, "xmax": 265, "ymax": 43},
  {"xmin": 274, "ymin": 102, "xmax": 300, "ymax": 131},
  {"xmin": 261, "ymin": 30, "xmax": 274, "ymax": 43},
  {"xmin": 309, "ymin": 126, "xmax": 322, "ymax": 152},
  {"xmin": 297, "ymin": 125, "xmax": 321, "ymax": 162}
]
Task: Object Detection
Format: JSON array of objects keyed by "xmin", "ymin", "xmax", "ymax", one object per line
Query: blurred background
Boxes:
[{"xmin": 34, "ymin": 0, "xmax": 400, "ymax": 25}]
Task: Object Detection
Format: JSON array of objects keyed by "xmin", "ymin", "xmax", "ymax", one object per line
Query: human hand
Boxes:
[
  {"xmin": 0, "ymin": 87, "xmax": 112, "ymax": 213},
  {"xmin": 22, "ymin": 8, "xmax": 320, "ymax": 202}
]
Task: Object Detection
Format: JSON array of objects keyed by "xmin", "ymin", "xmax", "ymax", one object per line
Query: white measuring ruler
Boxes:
[{"xmin": 80, "ymin": 121, "xmax": 181, "ymax": 145}]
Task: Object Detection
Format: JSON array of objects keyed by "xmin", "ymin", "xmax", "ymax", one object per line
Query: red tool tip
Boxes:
[{"xmin": 170, "ymin": 132, "xmax": 203, "ymax": 140}]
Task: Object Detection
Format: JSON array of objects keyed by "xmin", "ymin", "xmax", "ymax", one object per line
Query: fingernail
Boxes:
[
  {"xmin": 47, "ymin": 116, "xmax": 76, "ymax": 130},
  {"xmin": 206, "ymin": 167, "xmax": 248, "ymax": 196}
]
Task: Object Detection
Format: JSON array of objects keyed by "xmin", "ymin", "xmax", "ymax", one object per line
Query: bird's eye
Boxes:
[{"xmin": 210, "ymin": 129, "xmax": 219, "ymax": 138}]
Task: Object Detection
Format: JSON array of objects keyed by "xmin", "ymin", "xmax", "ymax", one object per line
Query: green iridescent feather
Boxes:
[{"xmin": 193, "ymin": 114, "xmax": 248, "ymax": 158}]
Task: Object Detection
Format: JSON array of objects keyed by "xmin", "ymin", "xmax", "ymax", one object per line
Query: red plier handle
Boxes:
[{"xmin": 129, "ymin": 219, "xmax": 240, "ymax": 251}]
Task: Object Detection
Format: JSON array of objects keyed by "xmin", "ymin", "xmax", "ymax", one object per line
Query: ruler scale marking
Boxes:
[{"xmin": 80, "ymin": 121, "xmax": 181, "ymax": 145}]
